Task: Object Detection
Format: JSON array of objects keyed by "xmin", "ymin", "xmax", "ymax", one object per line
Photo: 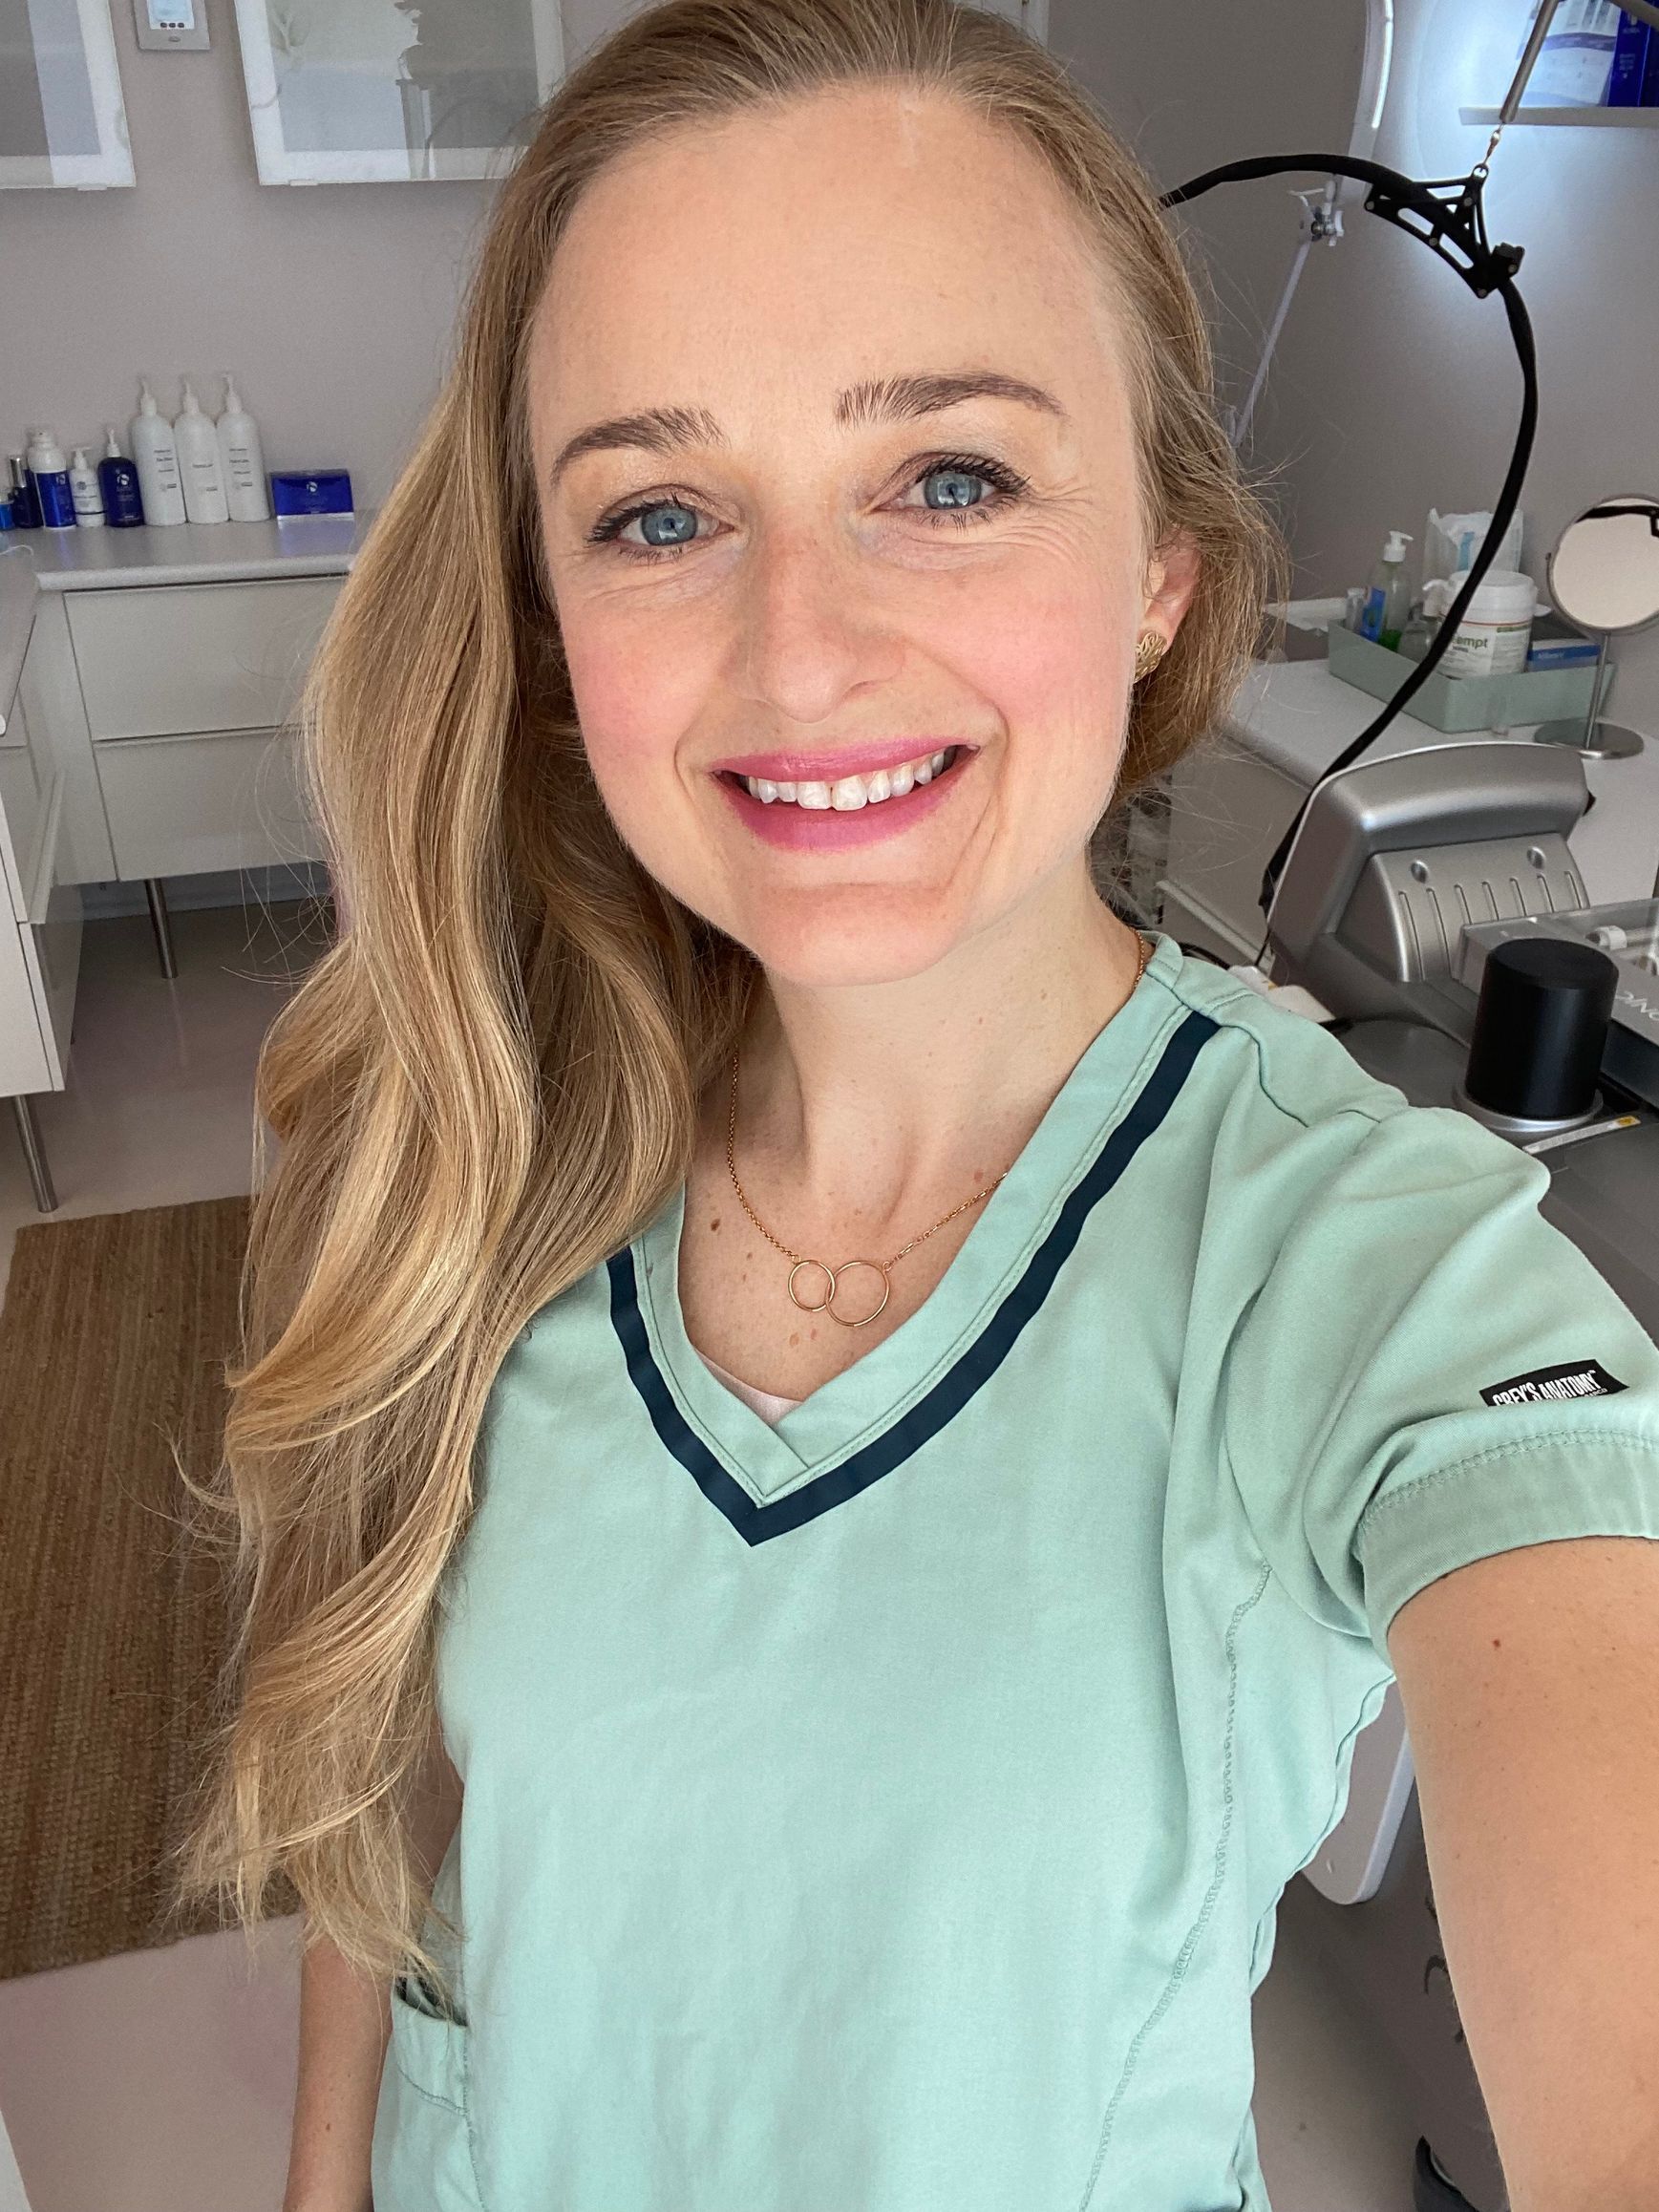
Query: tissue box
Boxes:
[
  {"xmin": 1326, "ymin": 622, "xmax": 1606, "ymax": 733},
  {"xmin": 271, "ymin": 469, "xmax": 353, "ymax": 519}
]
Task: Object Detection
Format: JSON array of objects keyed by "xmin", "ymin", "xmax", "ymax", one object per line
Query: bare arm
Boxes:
[
  {"xmin": 1388, "ymin": 1533, "xmax": 1659, "ymax": 2212},
  {"xmin": 282, "ymin": 1724, "xmax": 464, "ymax": 2212}
]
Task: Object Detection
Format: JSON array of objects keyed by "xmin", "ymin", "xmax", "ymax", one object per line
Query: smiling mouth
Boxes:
[{"xmin": 718, "ymin": 744, "xmax": 968, "ymax": 812}]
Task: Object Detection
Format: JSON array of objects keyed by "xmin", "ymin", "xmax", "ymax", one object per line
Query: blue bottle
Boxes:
[
  {"xmin": 27, "ymin": 426, "xmax": 77, "ymax": 528},
  {"xmin": 7, "ymin": 455, "xmax": 42, "ymax": 529},
  {"xmin": 96, "ymin": 426, "xmax": 146, "ymax": 526}
]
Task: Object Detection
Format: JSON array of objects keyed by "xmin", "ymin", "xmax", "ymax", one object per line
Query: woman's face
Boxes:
[{"xmin": 527, "ymin": 85, "xmax": 1199, "ymax": 989}]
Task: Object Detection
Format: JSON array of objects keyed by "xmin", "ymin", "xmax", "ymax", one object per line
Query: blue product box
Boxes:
[
  {"xmin": 1646, "ymin": 16, "xmax": 1659, "ymax": 98},
  {"xmin": 271, "ymin": 469, "xmax": 353, "ymax": 519},
  {"xmin": 1607, "ymin": 11, "xmax": 1650, "ymax": 102},
  {"xmin": 1526, "ymin": 636, "xmax": 1601, "ymax": 670}
]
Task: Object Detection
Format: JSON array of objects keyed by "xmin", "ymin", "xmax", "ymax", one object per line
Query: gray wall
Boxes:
[
  {"xmin": 1053, "ymin": 0, "xmax": 1658, "ymax": 735},
  {"xmin": 5, "ymin": 0, "xmax": 1654, "ymax": 732}
]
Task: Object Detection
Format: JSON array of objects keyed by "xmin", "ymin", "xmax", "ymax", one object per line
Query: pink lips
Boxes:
[
  {"xmin": 714, "ymin": 746, "xmax": 971, "ymax": 851},
  {"xmin": 712, "ymin": 739, "xmax": 966, "ymax": 781}
]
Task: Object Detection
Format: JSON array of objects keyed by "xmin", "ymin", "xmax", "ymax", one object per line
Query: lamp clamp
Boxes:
[{"xmin": 1358, "ymin": 169, "xmax": 1522, "ymax": 301}]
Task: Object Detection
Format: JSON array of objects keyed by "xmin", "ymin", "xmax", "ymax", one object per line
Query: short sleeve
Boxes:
[{"xmin": 1220, "ymin": 1101, "xmax": 1659, "ymax": 1665}]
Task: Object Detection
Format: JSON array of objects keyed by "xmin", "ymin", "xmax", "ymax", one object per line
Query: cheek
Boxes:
[
  {"xmin": 556, "ymin": 602, "xmax": 711, "ymax": 812},
  {"xmin": 937, "ymin": 563, "xmax": 1132, "ymax": 783}
]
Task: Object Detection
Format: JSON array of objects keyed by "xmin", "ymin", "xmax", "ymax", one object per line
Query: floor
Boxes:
[{"xmin": 0, "ymin": 900, "xmax": 1430, "ymax": 2212}]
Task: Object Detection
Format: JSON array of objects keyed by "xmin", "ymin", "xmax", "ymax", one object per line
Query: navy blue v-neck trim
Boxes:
[{"xmin": 608, "ymin": 1009, "xmax": 1219, "ymax": 1544}]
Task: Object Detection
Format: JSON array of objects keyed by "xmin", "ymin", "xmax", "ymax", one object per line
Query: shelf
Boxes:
[{"xmin": 1459, "ymin": 104, "xmax": 1659, "ymax": 125}]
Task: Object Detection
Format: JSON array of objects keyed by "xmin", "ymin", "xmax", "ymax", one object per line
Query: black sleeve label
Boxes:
[{"xmin": 1479, "ymin": 1359, "xmax": 1627, "ymax": 1408}]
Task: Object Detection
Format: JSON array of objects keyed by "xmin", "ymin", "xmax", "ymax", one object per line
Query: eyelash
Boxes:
[{"xmin": 585, "ymin": 451, "xmax": 1032, "ymax": 564}]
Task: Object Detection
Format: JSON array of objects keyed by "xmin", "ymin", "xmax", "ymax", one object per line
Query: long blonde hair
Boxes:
[{"xmin": 174, "ymin": 0, "xmax": 1283, "ymax": 2003}]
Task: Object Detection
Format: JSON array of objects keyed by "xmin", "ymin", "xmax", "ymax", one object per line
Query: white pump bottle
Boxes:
[
  {"xmin": 174, "ymin": 382, "xmax": 230, "ymax": 524},
  {"xmin": 128, "ymin": 381, "xmax": 186, "ymax": 525},
  {"xmin": 216, "ymin": 375, "xmax": 271, "ymax": 521}
]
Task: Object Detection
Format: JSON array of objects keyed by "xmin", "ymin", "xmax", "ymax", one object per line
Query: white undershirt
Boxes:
[{"xmin": 696, "ymin": 1349, "xmax": 803, "ymax": 1427}]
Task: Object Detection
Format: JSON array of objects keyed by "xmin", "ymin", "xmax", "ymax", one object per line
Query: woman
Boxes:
[{"xmin": 177, "ymin": 4, "xmax": 1659, "ymax": 2207}]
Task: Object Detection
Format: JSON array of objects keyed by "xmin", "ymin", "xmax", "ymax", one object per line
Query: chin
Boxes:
[{"xmin": 719, "ymin": 887, "xmax": 973, "ymax": 991}]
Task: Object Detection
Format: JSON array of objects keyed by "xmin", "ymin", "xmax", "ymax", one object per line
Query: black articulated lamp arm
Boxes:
[{"xmin": 1159, "ymin": 155, "xmax": 1540, "ymax": 926}]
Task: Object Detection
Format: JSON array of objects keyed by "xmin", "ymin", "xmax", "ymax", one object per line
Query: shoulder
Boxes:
[
  {"xmin": 1147, "ymin": 946, "xmax": 1544, "ymax": 1217},
  {"xmin": 1155, "ymin": 949, "xmax": 1399, "ymax": 1132}
]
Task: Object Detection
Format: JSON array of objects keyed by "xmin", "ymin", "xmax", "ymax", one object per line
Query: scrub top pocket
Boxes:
[{"xmin": 371, "ymin": 1975, "xmax": 484, "ymax": 2212}]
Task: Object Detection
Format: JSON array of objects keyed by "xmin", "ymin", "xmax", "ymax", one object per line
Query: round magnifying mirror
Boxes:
[
  {"xmin": 1535, "ymin": 495, "xmax": 1659, "ymax": 759},
  {"xmin": 1549, "ymin": 497, "xmax": 1659, "ymax": 634}
]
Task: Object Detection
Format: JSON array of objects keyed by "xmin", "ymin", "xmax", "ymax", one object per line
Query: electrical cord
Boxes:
[{"xmin": 1159, "ymin": 154, "xmax": 1539, "ymax": 947}]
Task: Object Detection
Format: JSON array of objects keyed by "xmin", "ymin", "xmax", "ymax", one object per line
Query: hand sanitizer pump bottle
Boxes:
[
  {"xmin": 174, "ymin": 382, "xmax": 230, "ymax": 524},
  {"xmin": 216, "ymin": 376, "xmax": 271, "ymax": 522},
  {"xmin": 1358, "ymin": 530, "xmax": 1414, "ymax": 651},
  {"xmin": 129, "ymin": 381, "xmax": 186, "ymax": 525}
]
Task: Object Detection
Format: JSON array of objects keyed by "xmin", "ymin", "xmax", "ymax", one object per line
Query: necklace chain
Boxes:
[{"xmin": 723, "ymin": 930, "xmax": 1154, "ymax": 1328}]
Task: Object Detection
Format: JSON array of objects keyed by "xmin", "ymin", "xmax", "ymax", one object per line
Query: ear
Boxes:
[{"xmin": 1140, "ymin": 528, "xmax": 1202, "ymax": 644}]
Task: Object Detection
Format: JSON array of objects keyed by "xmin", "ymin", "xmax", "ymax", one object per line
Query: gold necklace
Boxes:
[{"xmin": 724, "ymin": 930, "xmax": 1154, "ymax": 1329}]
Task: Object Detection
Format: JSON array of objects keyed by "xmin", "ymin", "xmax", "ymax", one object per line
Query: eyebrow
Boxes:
[{"xmin": 545, "ymin": 370, "xmax": 1066, "ymax": 493}]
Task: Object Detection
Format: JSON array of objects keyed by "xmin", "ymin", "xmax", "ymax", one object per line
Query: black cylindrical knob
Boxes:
[{"xmin": 1463, "ymin": 936, "xmax": 1617, "ymax": 1122}]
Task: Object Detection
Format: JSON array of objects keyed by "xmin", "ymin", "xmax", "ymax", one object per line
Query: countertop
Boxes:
[
  {"xmin": 0, "ymin": 513, "xmax": 369, "ymax": 731},
  {"xmin": 10, "ymin": 512, "xmax": 371, "ymax": 592}
]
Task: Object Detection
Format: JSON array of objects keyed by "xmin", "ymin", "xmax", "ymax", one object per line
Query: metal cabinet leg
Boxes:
[
  {"xmin": 145, "ymin": 877, "xmax": 178, "ymax": 978},
  {"xmin": 11, "ymin": 1095, "xmax": 59, "ymax": 1214}
]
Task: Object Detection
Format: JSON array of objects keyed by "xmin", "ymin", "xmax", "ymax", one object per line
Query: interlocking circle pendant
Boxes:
[{"xmin": 786, "ymin": 1256, "xmax": 891, "ymax": 1328}]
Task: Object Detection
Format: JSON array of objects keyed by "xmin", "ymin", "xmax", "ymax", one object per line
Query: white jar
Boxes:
[{"xmin": 1423, "ymin": 567, "xmax": 1537, "ymax": 678}]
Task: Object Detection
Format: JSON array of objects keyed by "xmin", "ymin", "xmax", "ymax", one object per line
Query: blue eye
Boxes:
[
  {"xmin": 634, "ymin": 501, "xmax": 700, "ymax": 547},
  {"xmin": 922, "ymin": 467, "xmax": 986, "ymax": 510},
  {"xmin": 587, "ymin": 449, "xmax": 1029, "ymax": 564}
]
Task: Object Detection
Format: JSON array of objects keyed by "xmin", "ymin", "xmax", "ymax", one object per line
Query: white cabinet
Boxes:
[
  {"xmin": 59, "ymin": 573, "xmax": 339, "ymax": 882},
  {"xmin": 1, "ymin": 542, "xmax": 351, "ymax": 1210},
  {"xmin": 0, "ymin": 644, "xmax": 81, "ymax": 1100}
]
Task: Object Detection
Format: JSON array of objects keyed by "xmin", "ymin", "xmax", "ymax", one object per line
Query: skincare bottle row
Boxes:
[
  {"xmin": 128, "ymin": 377, "xmax": 271, "ymax": 525},
  {"xmin": 2, "ymin": 378, "xmax": 272, "ymax": 533},
  {"xmin": 7, "ymin": 425, "xmax": 144, "ymax": 532}
]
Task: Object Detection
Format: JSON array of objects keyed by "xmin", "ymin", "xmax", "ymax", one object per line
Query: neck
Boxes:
[{"xmin": 725, "ymin": 863, "xmax": 1146, "ymax": 1238}]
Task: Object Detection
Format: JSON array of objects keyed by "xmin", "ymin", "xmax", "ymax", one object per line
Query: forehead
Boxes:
[{"xmin": 528, "ymin": 84, "xmax": 1133, "ymax": 434}]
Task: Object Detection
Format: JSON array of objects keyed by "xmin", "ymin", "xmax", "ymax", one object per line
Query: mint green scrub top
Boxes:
[{"xmin": 372, "ymin": 934, "xmax": 1659, "ymax": 2212}]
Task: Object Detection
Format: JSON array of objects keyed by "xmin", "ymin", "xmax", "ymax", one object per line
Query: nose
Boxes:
[{"xmin": 733, "ymin": 518, "xmax": 904, "ymax": 724}]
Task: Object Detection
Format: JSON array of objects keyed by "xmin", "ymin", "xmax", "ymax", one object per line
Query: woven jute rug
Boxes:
[{"xmin": 0, "ymin": 1192, "xmax": 300, "ymax": 1981}]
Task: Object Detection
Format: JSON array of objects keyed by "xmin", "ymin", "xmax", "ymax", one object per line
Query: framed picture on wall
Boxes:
[
  {"xmin": 231, "ymin": 0, "xmax": 565, "ymax": 184},
  {"xmin": 0, "ymin": 0, "xmax": 134, "ymax": 189}
]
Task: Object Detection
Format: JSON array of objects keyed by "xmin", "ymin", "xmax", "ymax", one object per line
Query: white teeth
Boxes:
[{"xmin": 739, "ymin": 748, "xmax": 956, "ymax": 809}]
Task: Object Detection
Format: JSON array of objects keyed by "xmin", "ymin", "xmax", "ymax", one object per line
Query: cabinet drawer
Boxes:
[
  {"xmin": 96, "ymin": 727, "xmax": 324, "ymax": 880},
  {"xmin": 0, "ymin": 701, "xmax": 45, "ymax": 924},
  {"xmin": 66, "ymin": 577, "xmax": 338, "ymax": 740},
  {"xmin": 0, "ymin": 768, "xmax": 79, "ymax": 1095}
]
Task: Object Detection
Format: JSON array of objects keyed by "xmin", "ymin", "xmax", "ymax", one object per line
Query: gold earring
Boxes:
[{"xmin": 1133, "ymin": 630, "xmax": 1168, "ymax": 682}]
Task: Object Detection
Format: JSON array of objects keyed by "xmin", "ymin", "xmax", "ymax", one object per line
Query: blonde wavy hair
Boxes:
[{"xmin": 174, "ymin": 0, "xmax": 1285, "ymax": 2006}]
